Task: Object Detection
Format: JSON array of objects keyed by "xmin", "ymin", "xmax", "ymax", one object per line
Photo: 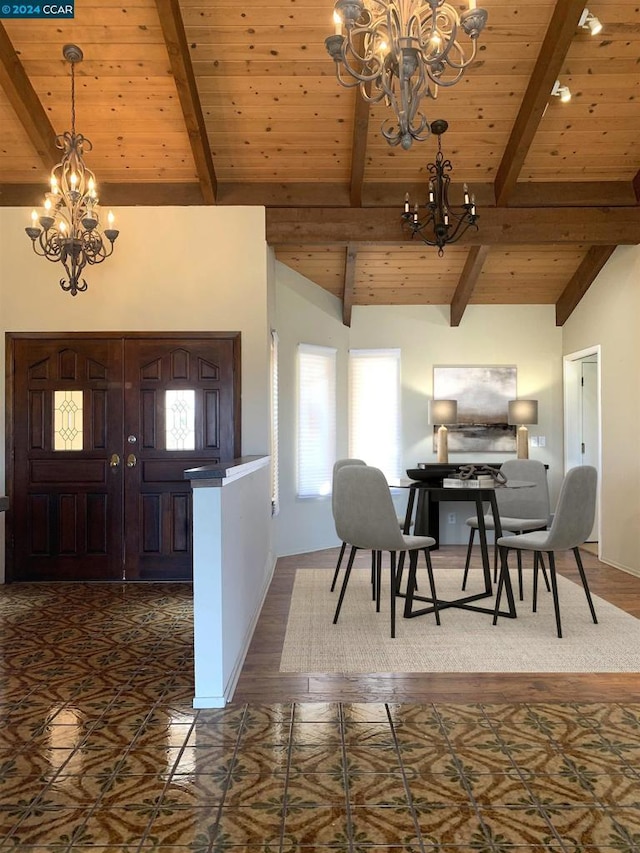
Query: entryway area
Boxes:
[{"xmin": 6, "ymin": 332, "xmax": 240, "ymax": 582}]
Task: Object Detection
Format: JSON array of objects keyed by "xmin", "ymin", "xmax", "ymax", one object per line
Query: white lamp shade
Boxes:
[
  {"xmin": 429, "ymin": 399, "xmax": 458, "ymax": 425},
  {"xmin": 508, "ymin": 399, "xmax": 538, "ymax": 426}
]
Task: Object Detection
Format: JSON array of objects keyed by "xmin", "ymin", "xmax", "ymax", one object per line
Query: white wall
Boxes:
[
  {"xmin": 0, "ymin": 205, "xmax": 271, "ymax": 581},
  {"xmin": 562, "ymin": 245, "xmax": 640, "ymax": 576},
  {"xmin": 274, "ymin": 260, "xmax": 565, "ymax": 555},
  {"xmin": 273, "ymin": 263, "xmax": 350, "ymax": 555}
]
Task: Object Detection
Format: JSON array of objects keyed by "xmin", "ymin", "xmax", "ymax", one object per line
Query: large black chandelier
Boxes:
[
  {"xmin": 401, "ymin": 119, "xmax": 478, "ymax": 255},
  {"xmin": 25, "ymin": 44, "xmax": 119, "ymax": 296},
  {"xmin": 325, "ymin": 0, "xmax": 487, "ymax": 149}
]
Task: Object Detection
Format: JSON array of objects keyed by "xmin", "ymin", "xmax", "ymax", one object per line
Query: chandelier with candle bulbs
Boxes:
[
  {"xmin": 401, "ymin": 119, "xmax": 478, "ymax": 254},
  {"xmin": 325, "ymin": 0, "xmax": 487, "ymax": 149},
  {"xmin": 25, "ymin": 44, "xmax": 119, "ymax": 296}
]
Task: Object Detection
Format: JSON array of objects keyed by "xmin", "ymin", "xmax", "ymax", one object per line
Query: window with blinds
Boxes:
[
  {"xmin": 297, "ymin": 343, "xmax": 337, "ymax": 498},
  {"xmin": 349, "ymin": 348, "xmax": 402, "ymax": 480}
]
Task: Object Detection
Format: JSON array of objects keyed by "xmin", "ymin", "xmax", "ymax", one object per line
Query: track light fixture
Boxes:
[
  {"xmin": 551, "ymin": 79, "xmax": 571, "ymax": 103},
  {"xmin": 578, "ymin": 7, "xmax": 603, "ymax": 35}
]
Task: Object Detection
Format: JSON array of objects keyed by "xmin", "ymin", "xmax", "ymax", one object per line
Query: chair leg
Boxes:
[
  {"xmin": 533, "ymin": 551, "xmax": 539, "ymax": 612},
  {"xmin": 375, "ymin": 551, "xmax": 382, "ymax": 613},
  {"xmin": 390, "ymin": 551, "xmax": 397, "ymax": 638},
  {"xmin": 547, "ymin": 551, "xmax": 563, "ymax": 639},
  {"xmin": 422, "ymin": 548, "xmax": 440, "ymax": 626},
  {"xmin": 462, "ymin": 528, "xmax": 475, "ymax": 590},
  {"xmin": 573, "ymin": 546, "xmax": 598, "ymax": 625},
  {"xmin": 330, "ymin": 541, "xmax": 347, "ymax": 592},
  {"xmin": 538, "ymin": 551, "xmax": 551, "ymax": 592},
  {"xmin": 396, "ymin": 551, "xmax": 404, "ymax": 593},
  {"xmin": 517, "ymin": 550, "xmax": 523, "ymax": 601},
  {"xmin": 333, "ymin": 546, "xmax": 358, "ymax": 625},
  {"xmin": 371, "ymin": 551, "xmax": 376, "ymax": 600}
]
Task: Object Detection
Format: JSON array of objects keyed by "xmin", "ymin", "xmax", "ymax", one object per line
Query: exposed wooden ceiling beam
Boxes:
[
  {"xmin": 155, "ymin": 0, "xmax": 217, "ymax": 204},
  {"xmin": 555, "ymin": 246, "xmax": 617, "ymax": 325},
  {"xmin": 343, "ymin": 244, "xmax": 357, "ymax": 326},
  {"xmin": 450, "ymin": 246, "xmax": 490, "ymax": 327},
  {"xmin": 0, "ymin": 24, "xmax": 59, "ymax": 171},
  {"xmin": 1, "ymin": 180, "xmax": 635, "ymax": 210},
  {"xmin": 266, "ymin": 207, "xmax": 640, "ymax": 247},
  {"xmin": 0, "ymin": 182, "xmax": 205, "ymax": 207},
  {"xmin": 493, "ymin": 0, "xmax": 586, "ymax": 207}
]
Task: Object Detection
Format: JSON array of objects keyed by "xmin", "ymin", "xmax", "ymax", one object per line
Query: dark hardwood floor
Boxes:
[{"xmin": 234, "ymin": 545, "xmax": 640, "ymax": 704}]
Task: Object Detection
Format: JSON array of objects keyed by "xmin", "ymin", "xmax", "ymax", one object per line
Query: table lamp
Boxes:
[
  {"xmin": 429, "ymin": 399, "xmax": 458, "ymax": 463},
  {"xmin": 508, "ymin": 399, "xmax": 538, "ymax": 459}
]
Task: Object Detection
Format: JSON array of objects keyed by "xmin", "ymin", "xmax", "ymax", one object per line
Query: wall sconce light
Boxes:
[
  {"xmin": 508, "ymin": 400, "xmax": 539, "ymax": 460},
  {"xmin": 551, "ymin": 79, "xmax": 572, "ymax": 103},
  {"xmin": 429, "ymin": 399, "xmax": 458, "ymax": 464},
  {"xmin": 578, "ymin": 8, "xmax": 603, "ymax": 35}
]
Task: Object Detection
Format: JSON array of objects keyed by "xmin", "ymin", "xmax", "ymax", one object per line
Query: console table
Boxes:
[{"xmin": 406, "ymin": 463, "xmax": 506, "ymax": 546}]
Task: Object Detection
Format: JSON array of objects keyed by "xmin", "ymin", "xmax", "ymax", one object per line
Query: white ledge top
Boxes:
[{"xmin": 184, "ymin": 455, "xmax": 270, "ymax": 486}]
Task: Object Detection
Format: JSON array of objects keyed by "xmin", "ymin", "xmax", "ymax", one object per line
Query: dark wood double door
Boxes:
[{"xmin": 7, "ymin": 333, "xmax": 240, "ymax": 582}]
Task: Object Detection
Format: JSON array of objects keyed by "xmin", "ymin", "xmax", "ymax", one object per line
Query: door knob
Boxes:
[
  {"xmin": 126, "ymin": 453, "xmax": 137, "ymax": 468},
  {"xmin": 109, "ymin": 453, "xmax": 120, "ymax": 469}
]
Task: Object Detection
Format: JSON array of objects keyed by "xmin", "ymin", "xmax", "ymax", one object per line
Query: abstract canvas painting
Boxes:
[{"xmin": 433, "ymin": 365, "xmax": 517, "ymax": 452}]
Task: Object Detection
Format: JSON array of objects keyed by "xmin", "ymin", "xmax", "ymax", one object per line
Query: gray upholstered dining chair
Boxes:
[
  {"xmin": 330, "ymin": 458, "xmax": 367, "ymax": 592},
  {"xmin": 492, "ymin": 465, "xmax": 598, "ymax": 638},
  {"xmin": 462, "ymin": 459, "xmax": 551, "ymax": 600},
  {"xmin": 332, "ymin": 464, "xmax": 440, "ymax": 638}
]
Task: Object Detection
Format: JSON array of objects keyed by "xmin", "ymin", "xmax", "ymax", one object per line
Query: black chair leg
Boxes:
[
  {"xmin": 330, "ymin": 541, "xmax": 346, "ymax": 592},
  {"xmin": 375, "ymin": 551, "xmax": 382, "ymax": 613},
  {"xmin": 333, "ymin": 546, "xmax": 358, "ymax": 625},
  {"xmin": 517, "ymin": 551, "xmax": 523, "ymax": 601},
  {"xmin": 547, "ymin": 551, "xmax": 563, "ymax": 639},
  {"xmin": 390, "ymin": 551, "xmax": 397, "ymax": 638},
  {"xmin": 423, "ymin": 548, "xmax": 440, "ymax": 626},
  {"xmin": 461, "ymin": 528, "xmax": 476, "ymax": 590},
  {"xmin": 371, "ymin": 551, "xmax": 376, "ymax": 600},
  {"xmin": 533, "ymin": 551, "xmax": 540, "ymax": 612},
  {"xmin": 538, "ymin": 551, "xmax": 551, "ymax": 592},
  {"xmin": 573, "ymin": 546, "xmax": 598, "ymax": 624}
]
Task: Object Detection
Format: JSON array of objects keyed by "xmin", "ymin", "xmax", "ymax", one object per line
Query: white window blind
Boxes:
[
  {"xmin": 349, "ymin": 348, "xmax": 402, "ymax": 480},
  {"xmin": 297, "ymin": 343, "xmax": 336, "ymax": 498},
  {"xmin": 270, "ymin": 330, "xmax": 280, "ymax": 516}
]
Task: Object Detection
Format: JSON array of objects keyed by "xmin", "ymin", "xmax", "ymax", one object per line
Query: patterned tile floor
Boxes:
[{"xmin": 0, "ymin": 582, "xmax": 639, "ymax": 852}]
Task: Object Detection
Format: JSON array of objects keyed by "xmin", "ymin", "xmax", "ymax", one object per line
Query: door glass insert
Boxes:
[
  {"xmin": 165, "ymin": 389, "xmax": 195, "ymax": 450},
  {"xmin": 53, "ymin": 390, "xmax": 84, "ymax": 451}
]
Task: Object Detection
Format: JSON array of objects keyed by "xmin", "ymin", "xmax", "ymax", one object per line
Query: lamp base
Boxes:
[
  {"xmin": 516, "ymin": 425, "xmax": 529, "ymax": 459},
  {"xmin": 437, "ymin": 425, "xmax": 449, "ymax": 463}
]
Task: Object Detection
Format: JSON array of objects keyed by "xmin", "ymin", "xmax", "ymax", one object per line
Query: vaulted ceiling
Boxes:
[{"xmin": 1, "ymin": 0, "xmax": 639, "ymax": 325}]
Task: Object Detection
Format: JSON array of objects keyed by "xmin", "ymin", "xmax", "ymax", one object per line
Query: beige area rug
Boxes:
[{"xmin": 280, "ymin": 567, "xmax": 640, "ymax": 673}]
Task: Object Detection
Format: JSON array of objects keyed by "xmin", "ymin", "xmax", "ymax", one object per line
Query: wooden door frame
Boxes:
[{"xmin": 5, "ymin": 331, "xmax": 242, "ymax": 582}]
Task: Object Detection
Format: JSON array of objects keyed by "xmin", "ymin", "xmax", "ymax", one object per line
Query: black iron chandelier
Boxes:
[
  {"xmin": 25, "ymin": 44, "xmax": 119, "ymax": 296},
  {"xmin": 401, "ymin": 119, "xmax": 478, "ymax": 255},
  {"xmin": 325, "ymin": 0, "xmax": 487, "ymax": 149}
]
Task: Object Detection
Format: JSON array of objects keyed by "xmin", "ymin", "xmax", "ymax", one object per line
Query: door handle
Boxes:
[
  {"xmin": 109, "ymin": 453, "xmax": 120, "ymax": 469},
  {"xmin": 126, "ymin": 453, "xmax": 137, "ymax": 468}
]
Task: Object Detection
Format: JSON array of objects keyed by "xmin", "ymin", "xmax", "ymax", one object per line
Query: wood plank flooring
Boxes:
[{"xmin": 234, "ymin": 545, "xmax": 640, "ymax": 704}]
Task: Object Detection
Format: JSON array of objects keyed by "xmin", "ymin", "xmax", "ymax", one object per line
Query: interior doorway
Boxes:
[
  {"xmin": 6, "ymin": 332, "xmax": 240, "ymax": 583},
  {"xmin": 563, "ymin": 345, "xmax": 601, "ymax": 549}
]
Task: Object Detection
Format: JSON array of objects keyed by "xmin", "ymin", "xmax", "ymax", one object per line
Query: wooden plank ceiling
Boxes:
[{"xmin": 0, "ymin": 0, "xmax": 638, "ymax": 324}]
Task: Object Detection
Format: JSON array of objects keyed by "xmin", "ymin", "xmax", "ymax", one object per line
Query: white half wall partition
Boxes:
[{"xmin": 185, "ymin": 455, "xmax": 273, "ymax": 708}]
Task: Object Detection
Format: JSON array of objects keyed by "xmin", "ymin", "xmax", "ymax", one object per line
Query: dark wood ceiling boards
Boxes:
[{"xmin": 0, "ymin": 0, "xmax": 639, "ymax": 325}]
